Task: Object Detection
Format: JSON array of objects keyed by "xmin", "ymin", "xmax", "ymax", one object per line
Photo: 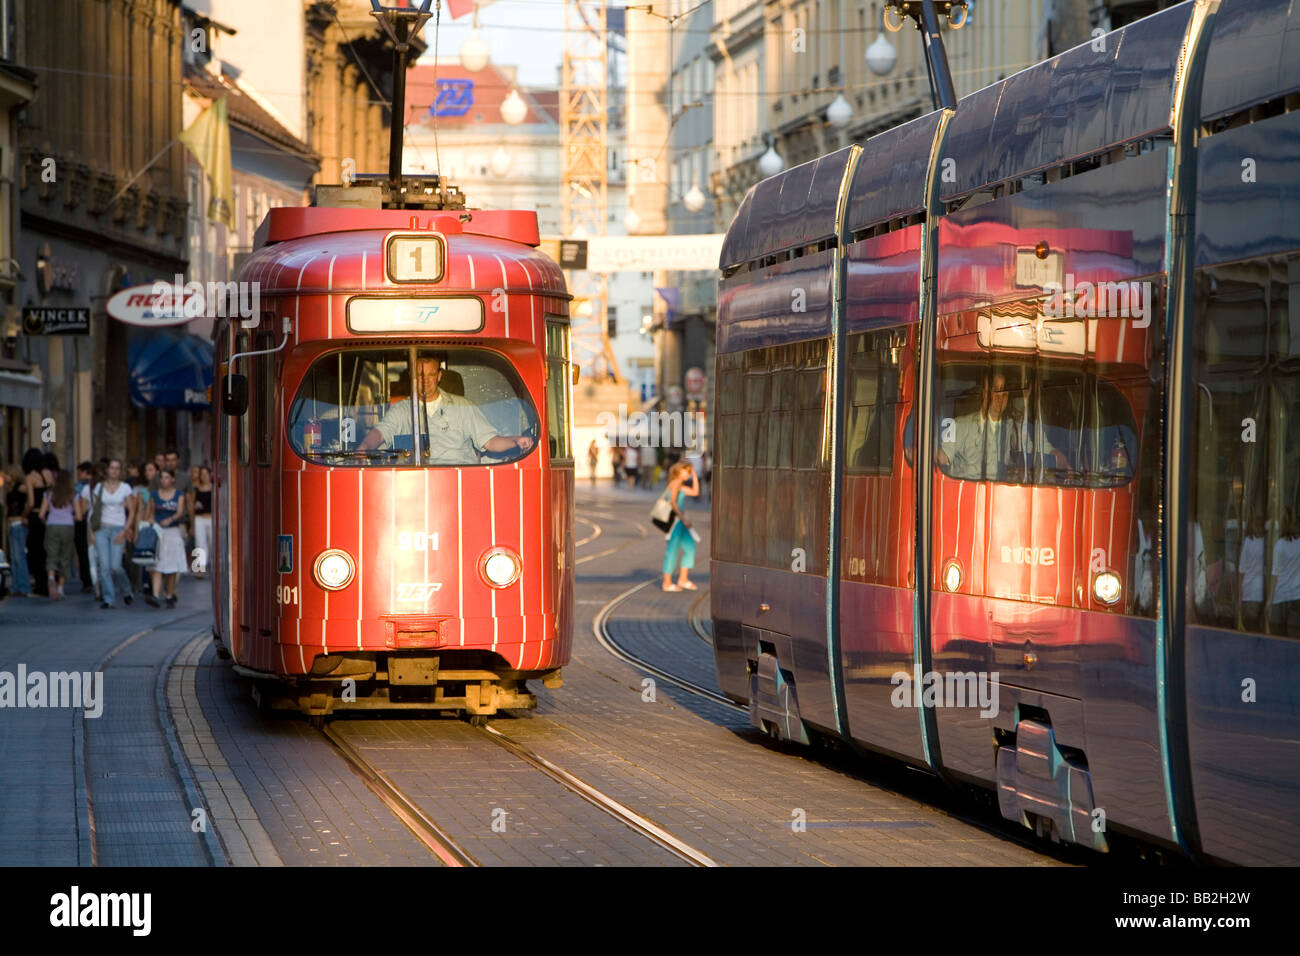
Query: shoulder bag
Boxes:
[{"xmin": 650, "ymin": 489, "xmax": 676, "ymax": 533}]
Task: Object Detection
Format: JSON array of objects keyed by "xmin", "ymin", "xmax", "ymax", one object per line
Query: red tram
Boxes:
[{"xmin": 211, "ymin": 184, "xmax": 575, "ymax": 722}]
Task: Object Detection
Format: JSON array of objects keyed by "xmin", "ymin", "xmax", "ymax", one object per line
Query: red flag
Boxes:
[{"xmin": 445, "ymin": 0, "xmax": 475, "ymax": 18}]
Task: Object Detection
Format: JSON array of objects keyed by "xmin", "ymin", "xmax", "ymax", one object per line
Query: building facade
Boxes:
[{"xmin": 11, "ymin": 0, "xmax": 188, "ymax": 467}]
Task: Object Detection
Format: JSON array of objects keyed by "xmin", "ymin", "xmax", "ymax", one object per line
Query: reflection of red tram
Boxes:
[
  {"xmin": 211, "ymin": 191, "xmax": 575, "ymax": 722},
  {"xmin": 932, "ymin": 302, "xmax": 1154, "ymax": 619}
]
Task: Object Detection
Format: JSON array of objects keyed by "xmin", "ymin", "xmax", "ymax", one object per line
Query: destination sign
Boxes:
[{"xmin": 346, "ymin": 296, "xmax": 484, "ymax": 333}]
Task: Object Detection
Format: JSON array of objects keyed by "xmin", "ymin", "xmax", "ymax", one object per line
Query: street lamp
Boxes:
[
  {"xmin": 865, "ymin": 33, "xmax": 898, "ymax": 76},
  {"xmin": 500, "ymin": 89, "xmax": 528, "ymax": 125},
  {"xmin": 758, "ymin": 139, "xmax": 784, "ymax": 177},
  {"xmin": 459, "ymin": 2, "xmax": 489, "ymax": 72},
  {"xmin": 682, "ymin": 183, "xmax": 707, "ymax": 213},
  {"xmin": 490, "ymin": 145, "xmax": 511, "ymax": 177},
  {"xmin": 460, "ymin": 31, "xmax": 489, "ymax": 72},
  {"xmin": 826, "ymin": 93, "xmax": 853, "ymax": 127},
  {"xmin": 879, "ymin": 1, "xmax": 969, "ymax": 110}
]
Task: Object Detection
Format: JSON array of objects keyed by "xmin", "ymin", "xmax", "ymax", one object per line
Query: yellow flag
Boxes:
[{"xmin": 179, "ymin": 95, "xmax": 234, "ymax": 229}]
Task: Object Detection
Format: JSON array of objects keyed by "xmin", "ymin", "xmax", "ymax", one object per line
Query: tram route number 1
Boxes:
[{"xmin": 277, "ymin": 585, "xmax": 300, "ymax": 606}]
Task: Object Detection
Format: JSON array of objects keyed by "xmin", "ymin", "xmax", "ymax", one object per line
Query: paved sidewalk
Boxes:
[{"xmin": 0, "ymin": 576, "xmax": 215, "ymax": 865}]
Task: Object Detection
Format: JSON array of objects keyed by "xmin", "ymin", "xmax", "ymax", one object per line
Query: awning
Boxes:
[
  {"xmin": 0, "ymin": 370, "xmax": 42, "ymax": 410},
  {"xmin": 128, "ymin": 329, "xmax": 214, "ymax": 411}
]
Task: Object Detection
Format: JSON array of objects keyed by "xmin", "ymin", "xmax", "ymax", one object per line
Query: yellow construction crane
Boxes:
[{"xmin": 561, "ymin": 0, "xmax": 621, "ymax": 383}]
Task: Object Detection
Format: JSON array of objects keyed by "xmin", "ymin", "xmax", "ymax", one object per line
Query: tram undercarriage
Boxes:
[{"xmin": 222, "ymin": 641, "xmax": 563, "ymax": 723}]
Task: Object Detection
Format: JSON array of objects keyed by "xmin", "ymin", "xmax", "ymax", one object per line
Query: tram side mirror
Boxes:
[{"xmin": 222, "ymin": 373, "xmax": 249, "ymax": 417}]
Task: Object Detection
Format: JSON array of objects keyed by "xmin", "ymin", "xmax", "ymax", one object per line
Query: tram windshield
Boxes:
[
  {"xmin": 288, "ymin": 347, "xmax": 539, "ymax": 467},
  {"xmin": 936, "ymin": 360, "xmax": 1139, "ymax": 487}
]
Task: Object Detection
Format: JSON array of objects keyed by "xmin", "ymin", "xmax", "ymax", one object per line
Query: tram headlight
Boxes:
[
  {"xmin": 313, "ymin": 549, "xmax": 356, "ymax": 591},
  {"xmin": 480, "ymin": 548, "xmax": 522, "ymax": 588},
  {"xmin": 943, "ymin": 560, "xmax": 962, "ymax": 593},
  {"xmin": 1093, "ymin": 570, "xmax": 1122, "ymax": 606}
]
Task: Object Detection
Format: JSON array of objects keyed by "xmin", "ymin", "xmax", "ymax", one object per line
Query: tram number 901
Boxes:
[
  {"xmin": 276, "ymin": 585, "xmax": 300, "ymax": 606},
  {"xmin": 397, "ymin": 531, "xmax": 439, "ymax": 551}
]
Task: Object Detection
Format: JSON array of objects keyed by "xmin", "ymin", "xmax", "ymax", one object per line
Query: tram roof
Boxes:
[{"xmin": 254, "ymin": 206, "xmax": 542, "ymax": 249}]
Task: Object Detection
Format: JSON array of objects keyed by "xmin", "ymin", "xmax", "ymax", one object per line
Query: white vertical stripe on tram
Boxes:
[
  {"xmin": 1106, "ymin": 485, "xmax": 1117, "ymax": 583},
  {"xmin": 468, "ymin": 254, "xmax": 475, "ymax": 290},
  {"xmin": 357, "ymin": 469, "xmax": 363, "ymax": 649},
  {"xmin": 490, "ymin": 469, "xmax": 498, "ymax": 650},
  {"xmin": 518, "ymin": 469, "xmax": 525, "ymax": 665},
  {"xmin": 323, "ymin": 469, "xmax": 330, "ymax": 654},
  {"xmin": 423, "ymin": 468, "xmax": 429, "ymax": 611},
  {"xmin": 1050, "ymin": 486, "xmax": 1060, "ymax": 606},
  {"xmin": 494, "ymin": 255, "xmax": 509, "ymax": 337},
  {"xmin": 389, "ymin": 469, "xmax": 396, "ymax": 610},
  {"xmin": 296, "ymin": 260, "xmax": 310, "ymax": 466},
  {"xmin": 527, "ymin": 266, "xmax": 538, "ymax": 344},
  {"xmin": 361, "ymin": 252, "xmax": 367, "ymax": 290},
  {"xmin": 457, "ymin": 469, "xmax": 464, "ymax": 644},
  {"xmin": 327, "ymin": 255, "xmax": 337, "ymax": 339},
  {"xmin": 297, "ymin": 470, "xmax": 305, "ymax": 673}
]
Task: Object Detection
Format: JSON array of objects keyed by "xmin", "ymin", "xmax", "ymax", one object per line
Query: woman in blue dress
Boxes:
[{"xmin": 661, "ymin": 460, "xmax": 701, "ymax": 592}]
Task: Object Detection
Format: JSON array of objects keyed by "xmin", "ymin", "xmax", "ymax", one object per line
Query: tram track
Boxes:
[
  {"xmin": 475, "ymin": 723, "xmax": 718, "ymax": 866},
  {"xmin": 320, "ymin": 724, "xmax": 480, "ymax": 867},
  {"xmin": 577, "ymin": 501, "xmax": 1094, "ymax": 865},
  {"xmin": 319, "ymin": 717, "xmax": 718, "ymax": 867},
  {"xmin": 592, "ymin": 579, "xmax": 741, "ymax": 711}
]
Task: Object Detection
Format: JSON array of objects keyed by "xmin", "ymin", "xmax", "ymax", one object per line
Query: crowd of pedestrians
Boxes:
[{"xmin": 1, "ymin": 447, "xmax": 213, "ymax": 610}]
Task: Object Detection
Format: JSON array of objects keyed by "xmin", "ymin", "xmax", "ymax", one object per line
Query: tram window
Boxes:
[
  {"xmin": 286, "ymin": 348, "xmax": 539, "ymax": 467},
  {"xmin": 1189, "ymin": 256, "xmax": 1300, "ymax": 637},
  {"xmin": 742, "ymin": 367, "xmax": 767, "ymax": 469},
  {"xmin": 844, "ymin": 331, "xmax": 901, "ymax": 475},
  {"xmin": 545, "ymin": 321, "xmax": 572, "ymax": 460},
  {"xmin": 935, "ymin": 361, "xmax": 1137, "ymax": 488},
  {"xmin": 255, "ymin": 332, "xmax": 274, "ymax": 467},
  {"xmin": 769, "ymin": 368, "xmax": 795, "ymax": 469},
  {"xmin": 236, "ymin": 332, "xmax": 250, "ymax": 467},
  {"xmin": 218, "ymin": 338, "xmax": 229, "ymax": 467},
  {"xmin": 794, "ymin": 345, "xmax": 827, "ymax": 469}
]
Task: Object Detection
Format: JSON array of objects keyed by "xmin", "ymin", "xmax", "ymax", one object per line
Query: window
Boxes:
[
  {"xmin": 286, "ymin": 347, "xmax": 538, "ymax": 468},
  {"xmin": 255, "ymin": 331, "xmax": 275, "ymax": 467},
  {"xmin": 936, "ymin": 360, "xmax": 1138, "ymax": 488},
  {"xmin": 545, "ymin": 321, "xmax": 572, "ymax": 460},
  {"xmin": 1189, "ymin": 256, "xmax": 1300, "ymax": 636},
  {"xmin": 844, "ymin": 330, "xmax": 903, "ymax": 474},
  {"xmin": 236, "ymin": 332, "xmax": 250, "ymax": 467}
]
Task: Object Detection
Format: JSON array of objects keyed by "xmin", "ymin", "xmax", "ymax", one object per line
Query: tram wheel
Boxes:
[
  {"xmin": 467, "ymin": 714, "xmax": 490, "ymax": 728},
  {"xmin": 308, "ymin": 713, "xmax": 326, "ymax": 729}
]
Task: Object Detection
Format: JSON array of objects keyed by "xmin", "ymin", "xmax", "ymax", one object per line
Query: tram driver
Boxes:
[{"xmin": 357, "ymin": 353, "xmax": 535, "ymax": 464}]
